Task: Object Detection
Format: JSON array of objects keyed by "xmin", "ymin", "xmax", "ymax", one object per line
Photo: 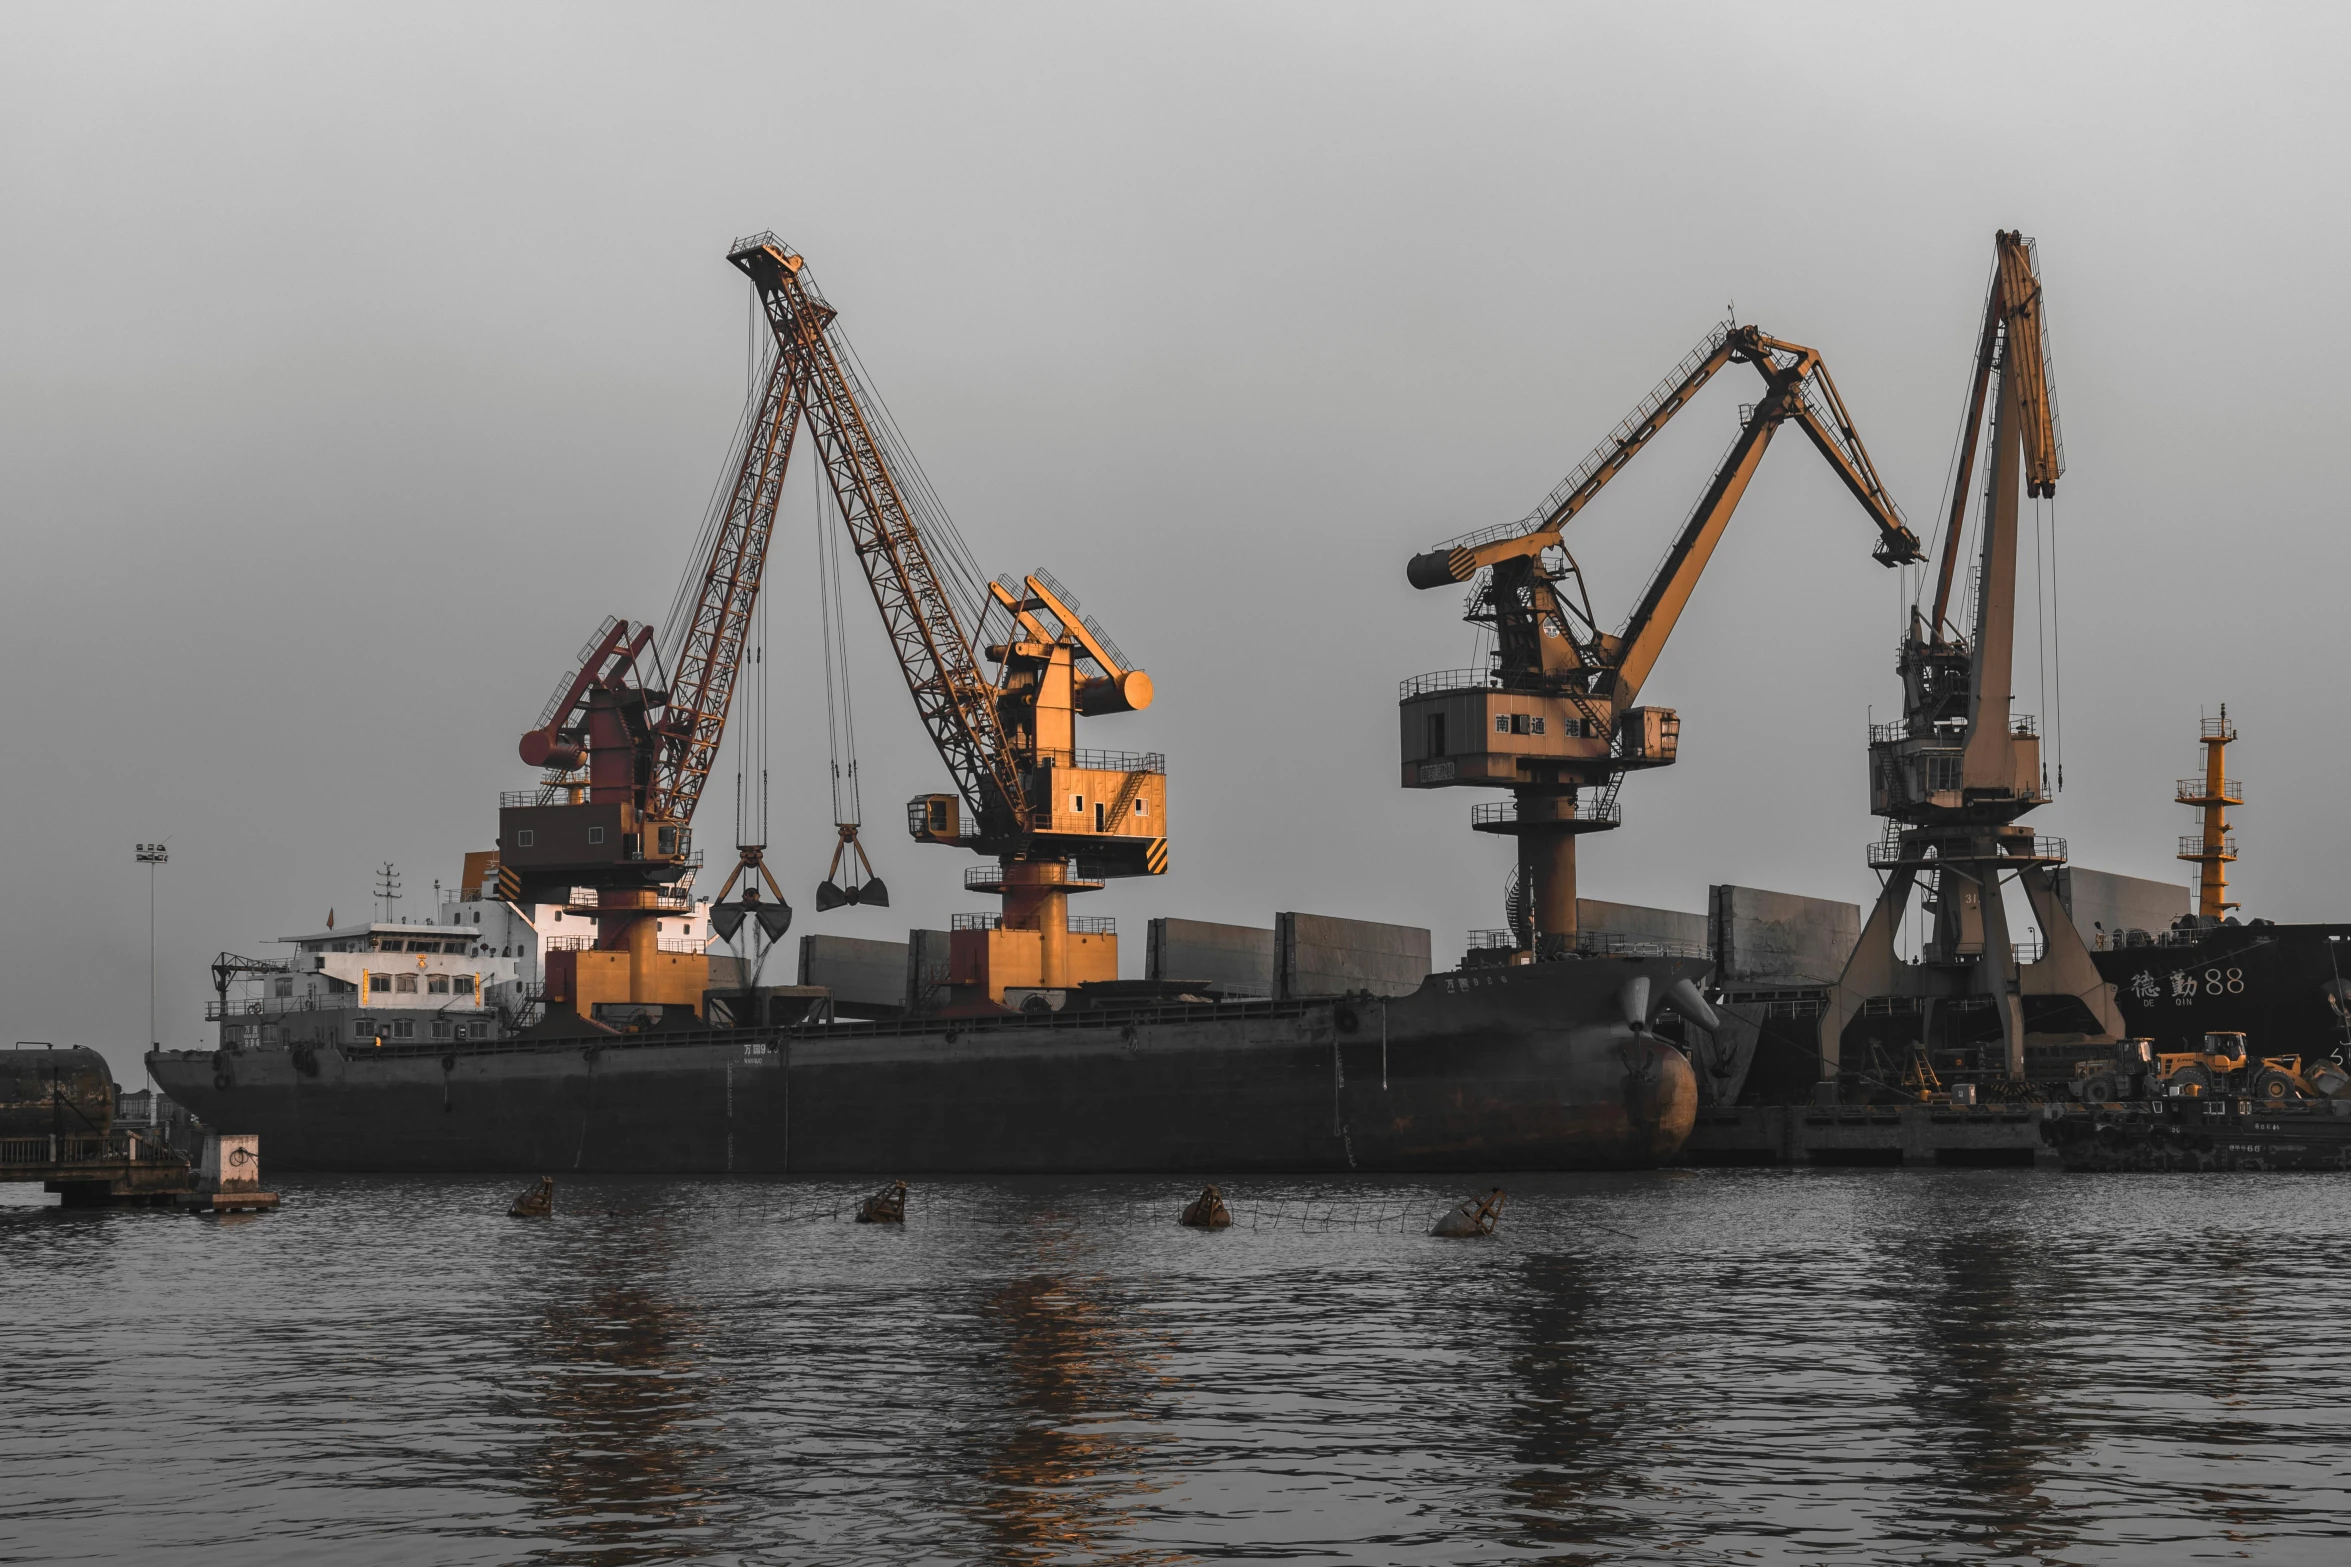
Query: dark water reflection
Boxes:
[
  {"xmin": 526, "ymin": 1283, "xmax": 719, "ymax": 1563},
  {"xmin": 8, "ymin": 1168, "xmax": 2351, "ymax": 1565}
]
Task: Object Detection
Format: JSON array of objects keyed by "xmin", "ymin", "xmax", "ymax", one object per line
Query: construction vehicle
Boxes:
[
  {"xmin": 727, "ymin": 233, "xmax": 1165, "ymax": 1005},
  {"xmin": 2146, "ymin": 1033, "xmax": 2333, "ymax": 1101},
  {"xmin": 1824, "ymin": 232, "xmax": 2125, "ymax": 1091},
  {"xmin": 2074, "ymin": 1033, "xmax": 2350, "ymax": 1103},
  {"xmin": 1399, "ymin": 323, "xmax": 1922, "ymax": 955}
]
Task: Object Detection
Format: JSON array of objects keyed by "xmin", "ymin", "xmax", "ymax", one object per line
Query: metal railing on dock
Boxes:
[{"xmin": 0, "ymin": 1129, "xmax": 188, "ymax": 1173}]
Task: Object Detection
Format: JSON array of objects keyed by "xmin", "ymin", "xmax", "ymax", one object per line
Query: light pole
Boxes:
[{"xmin": 136, "ymin": 842, "xmax": 168, "ymax": 1082}]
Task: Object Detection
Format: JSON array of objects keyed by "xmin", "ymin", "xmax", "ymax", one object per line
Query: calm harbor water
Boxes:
[{"xmin": 6, "ymin": 1167, "xmax": 2351, "ymax": 1565}]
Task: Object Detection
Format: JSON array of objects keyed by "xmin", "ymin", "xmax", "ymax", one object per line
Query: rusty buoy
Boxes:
[
  {"xmin": 855, "ymin": 1179, "xmax": 907, "ymax": 1223},
  {"xmin": 508, "ymin": 1176, "xmax": 554, "ymax": 1218},
  {"xmin": 1430, "ymin": 1187, "xmax": 1505, "ymax": 1238},
  {"xmin": 1179, "ymin": 1185, "xmax": 1232, "ymax": 1229}
]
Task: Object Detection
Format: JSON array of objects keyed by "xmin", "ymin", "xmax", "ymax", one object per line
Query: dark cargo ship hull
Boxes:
[
  {"xmin": 2044, "ymin": 1099, "xmax": 2351, "ymax": 1172},
  {"xmin": 2094, "ymin": 921, "xmax": 2351, "ymax": 1055},
  {"xmin": 149, "ymin": 957, "xmax": 1704, "ymax": 1174}
]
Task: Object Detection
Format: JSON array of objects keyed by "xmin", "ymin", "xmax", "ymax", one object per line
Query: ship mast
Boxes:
[{"xmin": 2177, "ymin": 707, "xmax": 2241, "ymax": 919}]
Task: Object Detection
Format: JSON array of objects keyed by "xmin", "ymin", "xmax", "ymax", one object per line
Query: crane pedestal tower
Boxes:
[{"xmin": 1822, "ymin": 232, "xmax": 2122, "ymax": 1094}]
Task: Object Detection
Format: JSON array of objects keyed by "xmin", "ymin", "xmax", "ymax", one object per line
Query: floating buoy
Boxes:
[
  {"xmin": 509, "ymin": 1175, "xmax": 554, "ymax": 1218},
  {"xmin": 1179, "ymin": 1185, "xmax": 1232, "ymax": 1228},
  {"xmin": 855, "ymin": 1179, "xmax": 907, "ymax": 1223},
  {"xmin": 1431, "ymin": 1187, "xmax": 1505, "ymax": 1238}
]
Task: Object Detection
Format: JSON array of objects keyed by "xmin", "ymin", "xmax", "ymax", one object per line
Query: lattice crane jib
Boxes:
[
  {"xmin": 1397, "ymin": 320, "xmax": 1919, "ymax": 952},
  {"xmin": 649, "ymin": 357, "xmax": 805, "ymax": 829},
  {"xmin": 727, "ymin": 235, "xmax": 1030, "ymax": 844}
]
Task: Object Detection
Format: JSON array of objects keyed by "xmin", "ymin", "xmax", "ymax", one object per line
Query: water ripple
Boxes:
[{"xmin": 6, "ymin": 1168, "xmax": 2351, "ymax": 1564}]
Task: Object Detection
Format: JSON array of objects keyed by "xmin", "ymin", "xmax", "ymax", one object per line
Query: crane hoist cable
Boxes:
[{"xmin": 813, "ymin": 452, "xmax": 888, "ymax": 909}]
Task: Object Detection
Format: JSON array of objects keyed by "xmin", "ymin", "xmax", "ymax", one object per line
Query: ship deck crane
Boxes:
[
  {"xmin": 1398, "ymin": 322, "xmax": 1922, "ymax": 956},
  {"xmin": 1823, "ymin": 231, "xmax": 2122, "ymax": 1091},
  {"xmin": 727, "ymin": 232, "xmax": 1166, "ymax": 1005}
]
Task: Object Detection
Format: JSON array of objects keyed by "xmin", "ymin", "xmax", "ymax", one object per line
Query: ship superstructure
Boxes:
[{"xmin": 209, "ymin": 855, "xmax": 716, "ymax": 1051}]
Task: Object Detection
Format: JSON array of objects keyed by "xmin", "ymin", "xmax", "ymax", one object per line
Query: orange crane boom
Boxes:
[
  {"xmin": 727, "ymin": 232, "xmax": 1167, "ymax": 1005},
  {"xmin": 1399, "ymin": 322, "xmax": 1920, "ymax": 955},
  {"xmin": 728, "ymin": 239, "xmax": 1030, "ymax": 843}
]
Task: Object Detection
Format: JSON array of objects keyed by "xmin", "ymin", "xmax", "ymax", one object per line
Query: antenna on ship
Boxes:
[{"xmin": 375, "ymin": 862, "xmax": 402, "ymax": 924}]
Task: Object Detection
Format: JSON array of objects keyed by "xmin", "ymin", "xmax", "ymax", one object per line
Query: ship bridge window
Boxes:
[
  {"xmin": 273, "ymin": 978, "xmax": 293, "ymax": 998},
  {"xmin": 515, "ymin": 829, "xmax": 536, "ymax": 848},
  {"xmin": 393, "ymin": 1020, "xmax": 414, "ymax": 1039},
  {"xmin": 432, "ymin": 1019, "xmax": 452, "ymax": 1039},
  {"xmin": 453, "ymin": 975, "xmax": 475, "ymax": 996},
  {"xmin": 587, "ymin": 826, "xmax": 605, "ymax": 845},
  {"xmin": 369, "ymin": 974, "xmax": 391, "ymax": 994},
  {"xmin": 395, "ymin": 974, "xmax": 418, "ymax": 994},
  {"xmin": 428, "ymin": 976, "xmax": 450, "ymax": 995}
]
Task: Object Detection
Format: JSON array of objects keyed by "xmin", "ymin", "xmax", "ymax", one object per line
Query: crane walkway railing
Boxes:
[
  {"xmin": 1034, "ymin": 748, "xmax": 1165, "ymax": 774},
  {"xmin": 950, "ymin": 912, "xmax": 1116, "ymax": 935},
  {"xmin": 1400, "ymin": 669, "xmax": 1499, "ymax": 700}
]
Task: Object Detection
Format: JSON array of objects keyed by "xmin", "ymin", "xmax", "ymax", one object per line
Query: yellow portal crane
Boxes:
[
  {"xmin": 1825, "ymin": 231, "xmax": 2123, "ymax": 1089},
  {"xmin": 1399, "ymin": 323, "xmax": 1922, "ymax": 955},
  {"xmin": 726, "ymin": 233, "xmax": 1166, "ymax": 1004}
]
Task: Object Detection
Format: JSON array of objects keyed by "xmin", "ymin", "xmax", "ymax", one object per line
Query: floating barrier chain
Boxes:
[{"xmin": 1220, "ymin": 1199, "xmax": 1420, "ymax": 1232}]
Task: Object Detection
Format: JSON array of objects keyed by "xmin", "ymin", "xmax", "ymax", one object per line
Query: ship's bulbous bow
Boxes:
[{"xmin": 1627, "ymin": 1035, "xmax": 1699, "ymax": 1165}]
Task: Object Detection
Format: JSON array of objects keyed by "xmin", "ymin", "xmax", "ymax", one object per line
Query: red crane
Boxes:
[{"xmin": 500, "ymin": 348, "xmax": 805, "ymax": 1022}]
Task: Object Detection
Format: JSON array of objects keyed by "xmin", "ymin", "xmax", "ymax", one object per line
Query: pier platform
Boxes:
[
  {"xmin": 1, "ymin": 1130, "xmax": 197, "ymax": 1205},
  {"xmin": 1679, "ymin": 1103, "xmax": 2050, "ymax": 1166}
]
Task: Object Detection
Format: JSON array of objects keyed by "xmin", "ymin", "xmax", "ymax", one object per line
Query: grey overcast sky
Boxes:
[{"xmin": 5, "ymin": 3, "xmax": 2345, "ymax": 1082}]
